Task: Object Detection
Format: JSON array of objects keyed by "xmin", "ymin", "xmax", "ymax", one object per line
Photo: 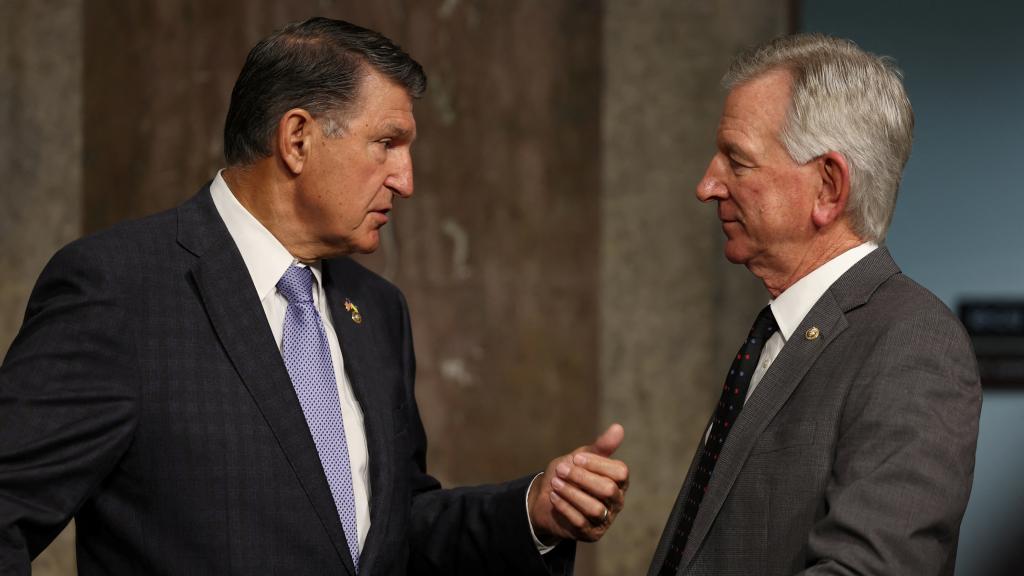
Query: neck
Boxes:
[
  {"xmin": 754, "ymin": 231, "xmax": 864, "ymax": 298},
  {"xmin": 222, "ymin": 163, "xmax": 327, "ymax": 262}
]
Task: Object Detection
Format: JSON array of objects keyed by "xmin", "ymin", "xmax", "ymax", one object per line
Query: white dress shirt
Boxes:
[
  {"xmin": 210, "ymin": 171, "xmax": 371, "ymax": 552},
  {"xmin": 749, "ymin": 242, "xmax": 878, "ymax": 400},
  {"xmin": 706, "ymin": 242, "xmax": 878, "ymax": 444}
]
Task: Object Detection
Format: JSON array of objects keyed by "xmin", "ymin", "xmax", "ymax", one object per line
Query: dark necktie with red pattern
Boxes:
[{"xmin": 658, "ymin": 305, "xmax": 778, "ymax": 575}]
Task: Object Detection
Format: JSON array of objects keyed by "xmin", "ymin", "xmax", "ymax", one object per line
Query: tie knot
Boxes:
[
  {"xmin": 277, "ymin": 264, "xmax": 315, "ymax": 304},
  {"xmin": 749, "ymin": 305, "xmax": 778, "ymax": 341}
]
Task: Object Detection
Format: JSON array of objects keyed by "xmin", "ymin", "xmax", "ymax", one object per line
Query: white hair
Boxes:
[{"xmin": 723, "ymin": 33, "xmax": 914, "ymax": 242}]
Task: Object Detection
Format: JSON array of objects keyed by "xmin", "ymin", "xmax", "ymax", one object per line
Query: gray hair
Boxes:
[{"xmin": 723, "ymin": 33, "xmax": 913, "ymax": 242}]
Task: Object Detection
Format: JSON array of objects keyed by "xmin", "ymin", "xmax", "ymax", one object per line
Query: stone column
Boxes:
[
  {"xmin": 1, "ymin": 1, "xmax": 84, "ymax": 574},
  {"xmin": 597, "ymin": 2, "xmax": 791, "ymax": 573}
]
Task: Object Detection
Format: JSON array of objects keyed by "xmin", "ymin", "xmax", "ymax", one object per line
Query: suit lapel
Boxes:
[
  {"xmin": 322, "ymin": 261, "xmax": 396, "ymax": 572},
  {"xmin": 178, "ymin": 189, "xmax": 356, "ymax": 576},
  {"xmin": 677, "ymin": 247, "xmax": 901, "ymax": 571},
  {"xmin": 679, "ymin": 294, "xmax": 847, "ymax": 568}
]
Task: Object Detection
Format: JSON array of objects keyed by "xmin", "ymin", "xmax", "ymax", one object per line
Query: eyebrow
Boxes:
[
  {"xmin": 720, "ymin": 140, "xmax": 752, "ymax": 161},
  {"xmin": 381, "ymin": 122, "xmax": 416, "ymax": 142}
]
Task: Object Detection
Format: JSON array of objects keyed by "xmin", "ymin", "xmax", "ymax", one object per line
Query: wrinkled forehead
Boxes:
[{"xmin": 718, "ymin": 69, "xmax": 793, "ymax": 143}]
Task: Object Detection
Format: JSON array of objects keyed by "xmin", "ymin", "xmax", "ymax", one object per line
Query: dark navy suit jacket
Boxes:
[{"xmin": 0, "ymin": 187, "xmax": 573, "ymax": 575}]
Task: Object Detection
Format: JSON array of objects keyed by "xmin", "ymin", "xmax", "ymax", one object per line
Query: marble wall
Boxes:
[{"xmin": 2, "ymin": 2, "xmax": 790, "ymax": 574}]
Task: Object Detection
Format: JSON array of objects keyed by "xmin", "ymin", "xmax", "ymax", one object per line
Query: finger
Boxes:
[
  {"xmin": 587, "ymin": 423, "xmax": 625, "ymax": 457},
  {"xmin": 549, "ymin": 491, "xmax": 599, "ymax": 542},
  {"xmin": 571, "ymin": 452, "xmax": 630, "ymax": 487},
  {"xmin": 558, "ymin": 460, "xmax": 624, "ymax": 509},
  {"xmin": 550, "ymin": 474, "xmax": 611, "ymax": 522}
]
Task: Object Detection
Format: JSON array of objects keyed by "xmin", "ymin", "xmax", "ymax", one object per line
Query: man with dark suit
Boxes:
[
  {"xmin": 648, "ymin": 34, "xmax": 980, "ymax": 575},
  {"xmin": 0, "ymin": 18, "xmax": 628, "ymax": 575}
]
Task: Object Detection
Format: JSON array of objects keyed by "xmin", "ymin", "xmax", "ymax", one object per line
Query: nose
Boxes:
[
  {"xmin": 696, "ymin": 156, "xmax": 728, "ymax": 203},
  {"xmin": 386, "ymin": 150, "xmax": 414, "ymax": 198}
]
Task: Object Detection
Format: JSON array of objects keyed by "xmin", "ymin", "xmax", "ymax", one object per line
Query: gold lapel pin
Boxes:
[
  {"xmin": 804, "ymin": 326, "xmax": 820, "ymax": 341},
  {"xmin": 344, "ymin": 298, "xmax": 362, "ymax": 324}
]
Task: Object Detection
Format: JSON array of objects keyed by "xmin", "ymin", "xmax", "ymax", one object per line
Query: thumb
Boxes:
[{"xmin": 587, "ymin": 423, "xmax": 625, "ymax": 457}]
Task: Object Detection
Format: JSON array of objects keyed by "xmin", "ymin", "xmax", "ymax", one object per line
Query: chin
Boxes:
[
  {"xmin": 353, "ymin": 244, "xmax": 380, "ymax": 255},
  {"xmin": 722, "ymin": 241, "xmax": 752, "ymax": 265},
  {"xmin": 352, "ymin": 232, "xmax": 381, "ymax": 255}
]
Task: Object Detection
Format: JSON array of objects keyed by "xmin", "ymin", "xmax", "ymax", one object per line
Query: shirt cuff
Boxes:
[{"xmin": 525, "ymin": 472, "xmax": 559, "ymax": 555}]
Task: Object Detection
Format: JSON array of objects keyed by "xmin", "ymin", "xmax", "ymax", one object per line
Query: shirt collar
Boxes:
[
  {"xmin": 209, "ymin": 169, "xmax": 323, "ymax": 300},
  {"xmin": 769, "ymin": 242, "xmax": 878, "ymax": 341}
]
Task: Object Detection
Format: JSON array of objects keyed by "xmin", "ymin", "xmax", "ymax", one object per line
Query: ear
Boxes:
[
  {"xmin": 276, "ymin": 108, "xmax": 316, "ymax": 176},
  {"xmin": 811, "ymin": 151, "xmax": 851, "ymax": 228}
]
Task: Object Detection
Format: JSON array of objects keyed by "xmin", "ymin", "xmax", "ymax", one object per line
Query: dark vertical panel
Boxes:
[
  {"xmin": 381, "ymin": 1, "xmax": 602, "ymax": 484},
  {"xmin": 789, "ymin": 0, "xmax": 802, "ymax": 33}
]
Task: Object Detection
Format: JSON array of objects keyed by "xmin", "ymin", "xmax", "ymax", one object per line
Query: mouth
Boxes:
[
  {"xmin": 369, "ymin": 207, "xmax": 392, "ymax": 226},
  {"xmin": 719, "ymin": 218, "xmax": 741, "ymax": 237},
  {"xmin": 717, "ymin": 209, "xmax": 740, "ymax": 225}
]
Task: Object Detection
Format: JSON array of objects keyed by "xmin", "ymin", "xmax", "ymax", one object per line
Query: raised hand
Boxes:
[{"xmin": 528, "ymin": 423, "xmax": 629, "ymax": 543}]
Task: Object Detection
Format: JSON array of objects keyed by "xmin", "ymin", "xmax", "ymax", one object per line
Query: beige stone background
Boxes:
[{"xmin": 1, "ymin": 1, "xmax": 791, "ymax": 574}]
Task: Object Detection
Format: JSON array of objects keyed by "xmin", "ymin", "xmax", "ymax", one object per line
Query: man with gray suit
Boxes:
[{"xmin": 649, "ymin": 34, "xmax": 980, "ymax": 575}]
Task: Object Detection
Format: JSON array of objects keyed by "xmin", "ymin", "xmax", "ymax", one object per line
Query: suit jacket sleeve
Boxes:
[
  {"xmin": 389, "ymin": 292, "xmax": 575, "ymax": 576},
  {"xmin": 800, "ymin": 308, "xmax": 981, "ymax": 574},
  {"xmin": 0, "ymin": 241, "xmax": 139, "ymax": 573}
]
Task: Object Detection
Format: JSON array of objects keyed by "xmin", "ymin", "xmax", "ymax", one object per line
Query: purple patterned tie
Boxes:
[{"xmin": 277, "ymin": 264, "xmax": 360, "ymax": 571}]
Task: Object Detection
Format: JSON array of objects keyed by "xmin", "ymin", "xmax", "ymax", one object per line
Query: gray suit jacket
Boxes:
[
  {"xmin": 0, "ymin": 188, "xmax": 573, "ymax": 575},
  {"xmin": 649, "ymin": 248, "xmax": 981, "ymax": 575}
]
